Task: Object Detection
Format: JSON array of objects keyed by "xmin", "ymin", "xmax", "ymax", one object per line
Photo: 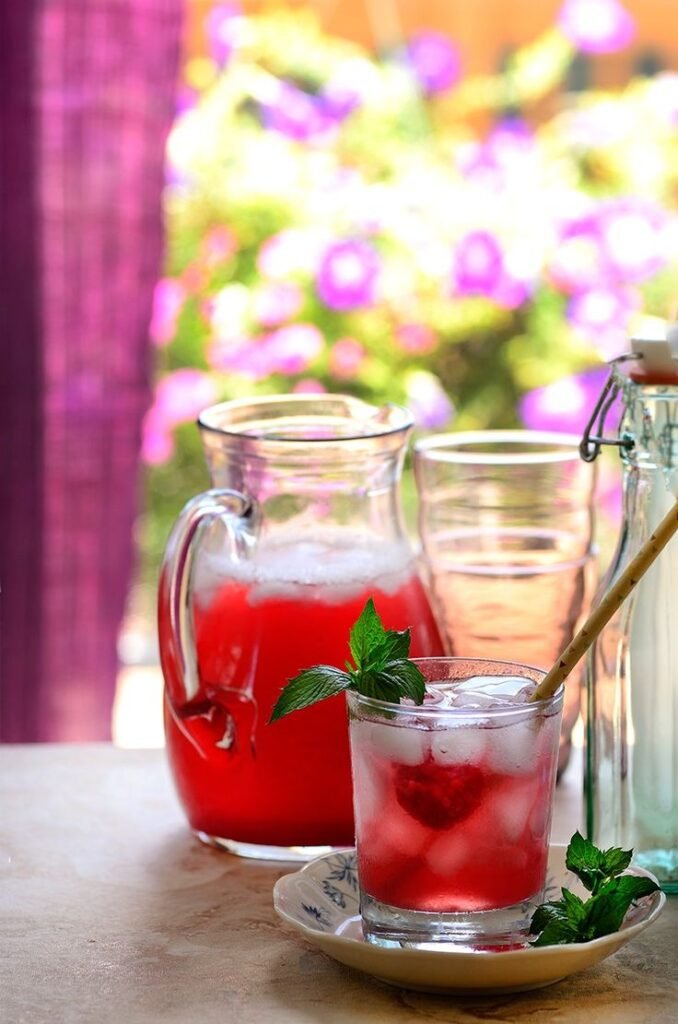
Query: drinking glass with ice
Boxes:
[{"xmin": 347, "ymin": 658, "xmax": 564, "ymax": 948}]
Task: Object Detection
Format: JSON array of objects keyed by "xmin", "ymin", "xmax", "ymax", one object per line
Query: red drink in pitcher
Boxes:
[{"xmin": 162, "ymin": 534, "xmax": 443, "ymax": 851}]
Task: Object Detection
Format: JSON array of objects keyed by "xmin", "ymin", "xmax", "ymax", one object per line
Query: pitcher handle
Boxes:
[{"xmin": 158, "ymin": 488, "xmax": 256, "ymax": 707}]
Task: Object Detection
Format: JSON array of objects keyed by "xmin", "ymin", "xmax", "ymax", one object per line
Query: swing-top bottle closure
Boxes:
[{"xmin": 580, "ymin": 326, "xmax": 678, "ymax": 467}]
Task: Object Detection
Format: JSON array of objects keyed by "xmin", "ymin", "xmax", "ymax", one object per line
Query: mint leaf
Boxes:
[
  {"xmin": 565, "ymin": 831, "xmax": 606, "ymax": 892},
  {"xmin": 599, "ymin": 845, "xmax": 633, "ymax": 879},
  {"xmin": 269, "ymin": 598, "xmax": 426, "ymax": 722},
  {"xmin": 365, "ymin": 629, "xmax": 411, "ymax": 671},
  {"xmin": 566, "ymin": 831, "xmax": 635, "ymax": 894},
  {"xmin": 530, "ymin": 833, "xmax": 660, "ymax": 946},
  {"xmin": 581, "ymin": 875, "xmax": 661, "ymax": 939},
  {"xmin": 269, "ymin": 666, "xmax": 351, "ymax": 723},
  {"xmin": 349, "ymin": 598, "xmax": 386, "ymax": 669},
  {"xmin": 377, "ymin": 659, "xmax": 426, "ymax": 703}
]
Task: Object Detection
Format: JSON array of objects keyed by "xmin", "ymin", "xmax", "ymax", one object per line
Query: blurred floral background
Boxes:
[
  {"xmin": 139, "ymin": 0, "xmax": 678, "ymax": 575},
  {"xmin": 115, "ymin": 0, "xmax": 678, "ymax": 740}
]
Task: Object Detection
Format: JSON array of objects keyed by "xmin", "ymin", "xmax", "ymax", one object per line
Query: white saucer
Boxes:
[{"xmin": 272, "ymin": 845, "xmax": 665, "ymax": 994}]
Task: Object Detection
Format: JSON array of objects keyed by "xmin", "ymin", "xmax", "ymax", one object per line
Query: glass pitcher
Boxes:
[
  {"xmin": 158, "ymin": 395, "xmax": 444, "ymax": 860},
  {"xmin": 582, "ymin": 349, "xmax": 678, "ymax": 891}
]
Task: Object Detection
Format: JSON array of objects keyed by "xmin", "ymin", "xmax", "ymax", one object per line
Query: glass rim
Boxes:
[
  {"xmin": 347, "ymin": 657, "xmax": 564, "ymax": 719},
  {"xmin": 413, "ymin": 429, "xmax": 586, "ymax": 466},
  {"xmin": 198, "ymin": 394, "xmax": 414, "ymax": 443}
]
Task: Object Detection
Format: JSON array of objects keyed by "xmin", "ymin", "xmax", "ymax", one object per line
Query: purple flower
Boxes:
[
  {"xmin": 558, "ymin": 0, "xmax": 635, "ymax": 55},
  {"xmin": 451, "ymin": 231, "xmax": 530, "ymax": 308},
  {"xmin": 519, "ymin": 367, "xmax": 613, "ymax": 435},
  {"xmin": 329, "ymin": 337, "xmax": 366, "ymax": 379},
  {"xmin": 149, "ymin": 278, "xmax": 185, "ymax": 347},
  {"xmin": 206, "ymin": 4, "xmax": 241, "ymax": 65},
  {"xmin": 406, "ymin": 371, "xmax": 455, "ymax": 430},
  {"xmin": 316, "ymin": 239, "xmax": 380, "ymax": 311},
  {"xmin": 261, "ymin": 81, "xmax": 332, "ymax": 142},
  {"xmin": 320, "ymin": 77, "xmax": 362, "ymax": 121},
  {"xmin": 406, "ymin": 31, "xmax": 461, "ymax": 95},
  {"xmin": 567, "ymin": 285, "xmax": 640, "ymax": 359},
  {"xmin": 252, "ymin": 281, "xmax": 304, "ymax": 327}
]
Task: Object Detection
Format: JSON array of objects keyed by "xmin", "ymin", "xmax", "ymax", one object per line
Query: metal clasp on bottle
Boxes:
[{"xmin": 579, "ymin": 355, "xmax": 637, "ymax": 463}]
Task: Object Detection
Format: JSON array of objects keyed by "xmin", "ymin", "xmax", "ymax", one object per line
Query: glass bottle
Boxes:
[
  {"xmin": 158, "ymin": 394, "xmax": 444, "ymax": 860},
  {"xmin": 584, "ymin": 350, "xmax": 678, "ymax": 892}
]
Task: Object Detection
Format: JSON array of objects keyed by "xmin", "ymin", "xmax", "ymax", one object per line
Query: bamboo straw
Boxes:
[{"xmin": 531, "ymin": 496, "xmax": 678, "ymax": 702}]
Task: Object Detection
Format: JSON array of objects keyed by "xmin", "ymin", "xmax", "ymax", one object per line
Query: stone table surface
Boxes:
[{"xmin": 2, "ymin": 744, "xmax": 676, "ymax": 1024}]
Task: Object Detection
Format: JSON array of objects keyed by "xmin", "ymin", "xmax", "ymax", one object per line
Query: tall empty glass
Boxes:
[{"xmin": 413, "ymin": 431, "xmax": 597, "ymax": 776}]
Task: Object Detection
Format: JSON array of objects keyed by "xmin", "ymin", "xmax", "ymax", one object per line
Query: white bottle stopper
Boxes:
[{"xmin": 630, "ymin": 322, "xmax": 678, "ymax": 376}]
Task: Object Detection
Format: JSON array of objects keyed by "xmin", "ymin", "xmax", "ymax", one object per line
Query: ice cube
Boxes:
[
  {"xmin": 492, "ymin": 784, "xmax": 539, "ymax": 842},
  {"xmin": 486, "ymin": 716, "xmax": 540, "ymax": 775},
  {"xmin": 368, "ymin": 720, "xmax": 428, "ymax": 765},
  {"xmin": 451, "ymin": 674, "xmax": 536, "ymax": 704},
  {"xmin": 425, "ymin": 832, "xmax": 472, "ymax": 877},
  {"xmin": 430, "ymin": 727, "xmax": 488, "ymax": 766}
]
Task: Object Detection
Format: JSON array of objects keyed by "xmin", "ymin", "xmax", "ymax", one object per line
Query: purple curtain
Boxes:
[{"xmin": 0, "ymin": 0, "xmax": 183, "ymax": 741}]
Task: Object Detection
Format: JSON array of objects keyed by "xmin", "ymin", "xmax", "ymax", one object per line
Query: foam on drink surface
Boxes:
[{"xmin": 192, "ymin": 527, "xmax": 415, "ymax": 604}]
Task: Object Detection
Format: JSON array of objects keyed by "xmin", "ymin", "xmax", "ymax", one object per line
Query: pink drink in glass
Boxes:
[{"xmin": 348, "ymin": 658, "xmax": 563, "ymax": 945}]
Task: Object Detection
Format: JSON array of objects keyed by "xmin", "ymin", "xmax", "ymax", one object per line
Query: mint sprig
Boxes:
[
  {"xmin": 269, "ymin": 598, "xmax": 425, "ymax": 723},
  {"xmin": 529, "ymin": 832, "xmax": 660, "ymax": 946}
]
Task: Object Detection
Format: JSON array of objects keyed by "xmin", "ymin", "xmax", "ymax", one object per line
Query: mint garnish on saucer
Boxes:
[
  {"xmin": 269, "ymin": 598, "xmax": 425, "ymax": 723},
  {"xmin": 529, "ymin": 832, "xmax": 660, "ymax": 946}
]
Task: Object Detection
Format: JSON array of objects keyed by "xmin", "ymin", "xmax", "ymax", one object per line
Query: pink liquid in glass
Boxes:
[{"xmin": 351, "ymin": 681, "xmax": 561, "ymax": 912}]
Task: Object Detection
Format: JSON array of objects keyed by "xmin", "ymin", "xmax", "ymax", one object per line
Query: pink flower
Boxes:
[
  {"xmin": 209, "ymin": 324, "xmax": 324, "ymax": 379},
  {"xmin": 201, "ymin": 226, "xmax": 238, "ymax": 268},
  {"xmin": 329, "ymin": 337, "xmax": 366, "ymax": 379},
  {"xmin": 597, "ymin": 199, "xmax": 668, "ymax": 284},
  {"xmin": 149, "ymin": 278, "xmax": 185, "ymax": 347},
  {"xmin": 292, "ymin": 378, "xmax": 327, "ymax": 395},
  {"xmin": 154, "ymin": 369, "xmax": 218, "ymax": 424},
  {"xmin": 395, "ymin": 323, "xmax": 437, "ymax": 355},
  {"xmin": 457, "ymin": 119, "xmax": 536, "ymax": 190},
  {"xmin": 265, "ymin": 323, "xmax": 324, "ymax": 374},
  {"xmin": 252, "ymin": 281, "xmax": 304, "ymax": 327},
  {"xmin": 141, "ymin": 369, "xmax": 218, "ymax": 465},
  {"xmin": 558, "ymin": 0, "xmax": 635, "ymax": 55}
]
